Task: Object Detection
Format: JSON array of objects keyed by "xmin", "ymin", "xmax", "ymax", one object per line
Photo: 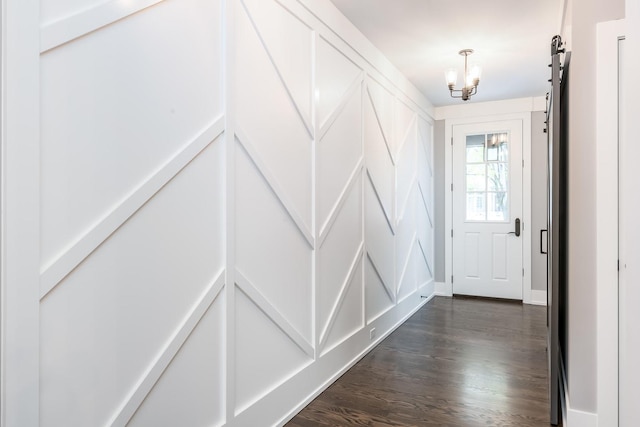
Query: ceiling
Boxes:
[{"xmin": 329, "ymin": 0, "xmax": 563, "ymax": 107}]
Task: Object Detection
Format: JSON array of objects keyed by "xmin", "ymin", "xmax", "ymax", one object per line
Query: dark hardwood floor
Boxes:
[{"xmin": 287, "ymin": 296, "xmax": 550, "ymax": 427}]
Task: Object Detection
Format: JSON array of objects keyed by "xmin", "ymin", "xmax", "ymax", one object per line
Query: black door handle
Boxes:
[{"xmin": 508, "ymin": 218, "xmax": 521, "ymax": 237}]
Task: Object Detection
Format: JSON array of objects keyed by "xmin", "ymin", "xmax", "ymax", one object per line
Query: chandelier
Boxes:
[{"xmin": 445, "ymin": 49, "xmax": 481, "ymax": 101}]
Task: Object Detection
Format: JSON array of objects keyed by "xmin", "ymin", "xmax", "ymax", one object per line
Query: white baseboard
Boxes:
[
  {"xmin": 275, "ymin": 294, "xmax": 432, "ymax": 426},
  {"xmin": 566, "ymin": 408, "xmax": 598, "ymax": 427},
  {"xmin": 529, "ymin": 289, "xmax": 547, "ymax": 306},
  {"xmin": 434, "ymin": 281, "xmax": 452, "ymax": 297},
  {"xmin": 561, "ymin": 355, "xmax": 598, "ymax": 427},
  {"xmin": 436, "ymin": 283, "xmax": 545, "ymax": 304}
]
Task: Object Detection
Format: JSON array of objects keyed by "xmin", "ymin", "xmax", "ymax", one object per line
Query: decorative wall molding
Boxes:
[
  {"xmin": 276, "ymin": 293, "xmax": 433, "ymax": 426},
  {"xmin": 365, "ymin": 170, "xmax": 396, "ymax": 236},
  {"xmin": 318, "ymin": 161, "xmax": 364, "ymax": 247},
  {"xmin": 418, "ymin": 181, "xmax": 434, "ymax": 228},
  {"xmin": 107, "ymin": 271, "xmax": 226, "ymax": 427},
  {"xmin": 396, "ymin": 235, "xmax": 418, "ymax": 297},
  {"xmin": 41, "ymin": 0, "xmax": 167, "ymax": 53},
  {"xmin": 418, "ymin": 122, "xmax": 434, "ymax": 177},
  {"xmin": 235, "ymin": 130, "xmax": 315, "ymax": 248},
  {"xmin": 241, "ymin": 0, "xmax": 314, "ymax": 136},
  {"xmin": 366, "ymin": 251, "xmax": 395, "ymax": 304},
  {"xmin": 417, "ymin": 239, "xmax": 434, "ymax": 280},
  {"xmin": 397, "ymin": 175, "xmax": 419, "ymax": 224},
  {"xmin": 40, "ymin": 117, "xmax": 225, "ymax": 299},
  {"xmin": 319, "ymin": 75, "xmax": 364, "ymax": 139},
  {"xmin": 295, "ymin": 0, "xmax": 435, "ymax": 119},
  {"xmin": 6, "ymin": 0, "xmax": 436, "ymax": 425},
  {"xmin": 396, "ymin": 114, "xmax": 417, "ymax": 158},
  {"xmin": 318, "ymin": 243, "xmax": 364, "ymax": 351},
  {"xmin": 235, "ymin": 270, "xmax": 314, "ymax": 357},
  {"xmin": 365, "ymin": 84, "xmax": 395, "ymax": 165}
]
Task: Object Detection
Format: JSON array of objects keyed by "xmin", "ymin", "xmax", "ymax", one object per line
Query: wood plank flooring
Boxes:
[{"xmin": 286, "ymin": 296, "xmax": 550, "ymax": 426}]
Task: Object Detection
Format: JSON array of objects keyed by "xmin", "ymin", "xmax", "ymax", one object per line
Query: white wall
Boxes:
[
  {"xmin": 560, "ymin": 0, "xmax": 624, "ymax": 420},
  {"xmin": 530, "ymin": 111, "xmax": 548, "ymax": 294},
  {"xmin": 1, "ymin": 0, "xmax": 435, "ymax": 426}
]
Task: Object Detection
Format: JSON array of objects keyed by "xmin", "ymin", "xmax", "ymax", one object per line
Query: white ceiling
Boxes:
[{"xmin": 330, "ymin": 0, "xmax": 563, "ymax": 107}]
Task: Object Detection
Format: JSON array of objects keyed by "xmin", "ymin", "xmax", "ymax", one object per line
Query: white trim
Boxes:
[
  {"xmin": 1, "ymin": 0, "xmax": 41, "ymax": 424},
  {"xmin": 444, "ymin": 110, "xmax": 533, "ymax": 302},
  {"xmin": 277, "ymin": 293, "xmax": 433, "ymax": 426},
  {"xmin": 561, "ymin": 353, "xmax": 598, "ymax": 427},
  {"xmin": 567, "ymin": 408, "xmax": 598, "ymax": 427},
  {"xmin": 532, "ymin": 96, "xmax": 547, "ymax": 112},
  {"xmin": 435, "ymin": 96, "xmax": 546, "ymax": 121},
  {"xmin": 235, "ymin": 129, "xmax": 315, "ymax": 248},
  {"xmin": 235, "ymin": 270, "xmax": 314, "ymax": 357},
  {"xmin": 318, "ymin": 161, "xmax": 364, "ymax": 247},
  {"xmin": 40, "ymin": 117, "xmax": 226, "ymax": 299},
  {"xmin": 595, "ymin": 18, "xmax": 625, "ymax": 427},
  {"xmin": 522, "ymin": 113, "xmax": 532, "ymax": 304},
  {"xmin": 108, "ymin": 273, "xmax": 226, "ymax": 426},
  {"xmin": 434, "ymin": 281, "xmax": 452, "ymax": 297},
  {"xmin": 40, "ymin": 0, "xmax": 166, "ymax": 53},
  {"xmin": 416, "ymin": 239, "xmax": 434, "ymax": 282},
  {"xmin": 444, "ymin": 118, "xmax": 453, "ymax": 300},
  {"xmin": 529, "ymin": 290, "xmax": 547, "ymax": 306},
  {"xmin": 558, "ymin": 0, "xmax": 569, "ymax": 42},
  {"xmin": 224, "ymin": 0, "xmax": 237, "ymax": 421},
  {"xmin": 295, "ymin": 0, "xmax": 434, "ymax": 119},
  {"xmin": 620, "ymin": 3, "xmax": 640, "ymax": 427},
  {"xmin": 318, "ymin": 244, "xmax": 364, "ymax": 352}
]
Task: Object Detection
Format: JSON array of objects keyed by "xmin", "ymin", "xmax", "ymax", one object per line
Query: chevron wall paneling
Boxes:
[
  {"xmin": 22, "ymin": 0, "xmax": 435, "ymax": 426},
  {"xmin": 395, "ymin": 100, "xmax": 418, "ymax": 304},
  {"xmin": 234, "ymin": 0, "xmax": 314, "ymax": 418},
  {"xmin": 39, "ymin": 0, "xmax": 226, "ymax": 426},
  {"xmin": 316, "ymin": 33, "xmax": 364, "ymax": 358},
  {"xmin": 417, "ymin": 118, "xmax": 436, "ymax": 294},
  {"xmin": 364, "ymin": 77, "xmax": 396, "ymax": 322}
]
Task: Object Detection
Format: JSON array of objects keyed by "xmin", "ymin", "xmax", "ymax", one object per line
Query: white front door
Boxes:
[{"xmin": 452, "ymin": 120, "xmax": 523, "ymax": 299}]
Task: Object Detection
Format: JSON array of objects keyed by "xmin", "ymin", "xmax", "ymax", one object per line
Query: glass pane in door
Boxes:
[{"xmin": 465, "ymin": 132, "xmax": 510, "ymax": 222}]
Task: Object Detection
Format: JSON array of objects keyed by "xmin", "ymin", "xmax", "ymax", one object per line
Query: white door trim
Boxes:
[
  {"xmin": 596, "ymin": 18, "xmax": 625, "ymax": 427},
  {"xmin": 620, "ymin": 1, "xmax": 640, "ymax": 425},
  {"xmin": 1, "ymin": 0, "xmax": 41, "ymax": 424},
  {"xmin": 444, "ymin": 111, "xmax": 532, "ymax": 302}
]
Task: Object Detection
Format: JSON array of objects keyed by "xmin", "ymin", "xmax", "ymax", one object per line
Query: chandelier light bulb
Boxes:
[
  {"xmin": 445, "ymin": 49, "xmax": 481, "ymax": 101},
  {"xmin": 445, "ymin": 68, "xmax": 458, "ymax": 89},
  {"xmin": 470, "ymin": 64, "xmax": 482, "ymax": 84}
]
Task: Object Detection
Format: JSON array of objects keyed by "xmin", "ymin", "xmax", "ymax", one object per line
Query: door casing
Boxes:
[
  {"xmin": 595, "ymin": 18, "xmax": 624, "ymax": 427},
  {"xmin": 451, "ymin": 119, "xmax": 523, "ymax": 299},
  {"xmin": 443, "ymin": 110, "xmax": 533, "ymax": 303}
]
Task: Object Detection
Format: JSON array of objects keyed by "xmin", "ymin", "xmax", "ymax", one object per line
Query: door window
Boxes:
[{"xmin": 465, "ymin": 132, "xmax": 509, "ymax": 221}]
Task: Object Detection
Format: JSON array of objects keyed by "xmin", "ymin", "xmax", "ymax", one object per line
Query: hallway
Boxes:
[{"xmin": 287, "ymin": 297, "xmax": 549, "ymax": 426}]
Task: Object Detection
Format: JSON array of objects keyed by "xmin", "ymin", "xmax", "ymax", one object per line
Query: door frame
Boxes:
[
  {"xmin": 444, "ymin": 109, "xmax": 534, "ymax": 303},
  {"xmin": 620, "ymin": 2, "xmax": 640, "ymax": 425},
  {"xmin": 595, "ymin": 18, "xmax": 624, "ymax": 427},
  {"xmin": 451, "ymin": 119, "xmax": 524, "ymax": 300}
]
